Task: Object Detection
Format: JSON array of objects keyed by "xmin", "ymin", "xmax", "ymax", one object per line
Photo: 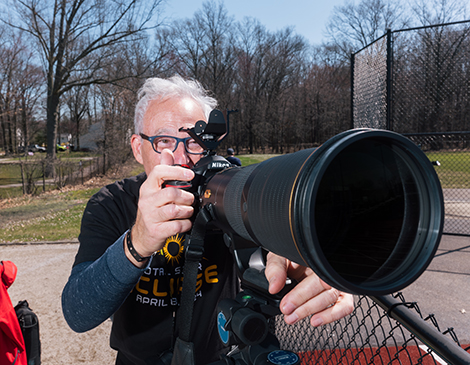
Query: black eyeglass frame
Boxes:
[{"xmin": 140, "ymin": 133, "xmax": 204, "ymax": 155}]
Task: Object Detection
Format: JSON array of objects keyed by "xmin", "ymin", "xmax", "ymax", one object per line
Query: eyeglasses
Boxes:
[{"xmin": 140, "ymin": 133, "xmax": 204, "ymax": 155}]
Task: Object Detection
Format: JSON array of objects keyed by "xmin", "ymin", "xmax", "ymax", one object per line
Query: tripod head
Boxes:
[{"xmin": 210, "ymin": 235, "xmax": 300, "ymax": 365}]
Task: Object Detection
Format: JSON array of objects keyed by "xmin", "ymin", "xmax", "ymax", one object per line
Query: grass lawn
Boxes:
[
  {"xmin": 0, "ymin": 188, "xmax": 100, "ymax": 243},
  {"xmin": 0, "ymin": 163, "xmax": 23, "ymax": 185},
  {"xmin": 0, "ymin": 159, "xmax": 144, "ymax": 243},
  {"xmin": 426, "ymin": 151, "xmax": 470, "ymax": 189},
  {"xmin": 238, "ymin": 154, "xmax": 279, "ymax": 166}
]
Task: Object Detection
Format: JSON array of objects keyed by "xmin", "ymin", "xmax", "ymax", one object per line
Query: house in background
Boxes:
[
  {"xmin": 74, "ymin": 122, "xmax": 104, "ymax": 151},
  {"xmin": 57, "ymin": 133, "xmax": 72, "ymax": 145}
]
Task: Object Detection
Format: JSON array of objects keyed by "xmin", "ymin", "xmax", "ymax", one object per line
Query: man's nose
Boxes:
[{"xmin": 173, "ymin": 141, "xmax": 190, "ymax": 165}]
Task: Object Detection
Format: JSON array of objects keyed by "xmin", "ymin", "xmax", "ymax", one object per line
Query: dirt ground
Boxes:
[
  {"xmin": 1, "ymin": 243, "xmax": 117, "ymax": 365},
  {"xmin": 1, "ymin": 234, "xmax": 470, "ymax": 364},
  {"xmin": 0, "ymin": 160, "xmax": 145, "ymax": 364}
]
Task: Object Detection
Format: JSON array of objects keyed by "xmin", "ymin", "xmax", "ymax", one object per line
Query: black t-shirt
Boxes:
[{"xmin": 74, "ymin": 173, "xmax": 239, "ymax": 364}]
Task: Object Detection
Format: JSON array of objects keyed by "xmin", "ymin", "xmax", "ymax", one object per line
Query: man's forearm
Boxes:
[{"xmin": 62, "ymin": 232, "xmax": 149, "ymax": 332}]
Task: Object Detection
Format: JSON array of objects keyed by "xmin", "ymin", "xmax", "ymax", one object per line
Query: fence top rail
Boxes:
[
  {"xmin": 352, "ymin": 19, "xmax": 470, "ymax": 56},
  {"xmin": 402, "ymin": 131, "xmax": 470, "ymax": 137},
  {"xmin": 352, "ymin": 31, "xmax": 388, "ymax": 56},
  {"xmin": 393, "ymin": 19, "xmax": 470, "ymax": 35}
]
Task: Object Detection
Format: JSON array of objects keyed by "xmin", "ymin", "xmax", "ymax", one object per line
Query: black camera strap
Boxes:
[{"xmin": 172, "ymin": 207, "xmax": 212, "ymax": 365}]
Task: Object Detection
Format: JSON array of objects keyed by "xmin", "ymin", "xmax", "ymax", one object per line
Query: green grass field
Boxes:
[
  {"xmin": 238, "ymin": 154, "xmax": 279, "ymax": 166},
  {"xmin": 0, "ymin": 158, "xmax": 142, "ymax": 243},
  {"xmin": 0, "ymin": 188, "xmax": 100, "ymax": 243},
  {"xmin": 426, "ymin": 151, "xmax": 470, "ymax": 189},
  {"xmin": 0, "ymin": 163, "xmax": 21, "ymax": 185}
]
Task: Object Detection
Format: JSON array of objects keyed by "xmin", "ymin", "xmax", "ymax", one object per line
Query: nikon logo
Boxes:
[{"xmin": 210, "ymin": 162, "xmax": 230, "ymax": 170}]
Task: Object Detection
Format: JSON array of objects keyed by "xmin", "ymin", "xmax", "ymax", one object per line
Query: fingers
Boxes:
[
  {"xmin": 145, "ymin": 178, "xmax": 195, "ymax": 211},
  {"xmin": 146, "ymin": 164, "xmax": 195, "ymax": 192},
  {"xmin": 279, "ymin": 273, "xmax": 332, "ymax": 324},
  {"xmin": 264, "ymin": 252, "xmax": 288, "ymax": 295},
  {"xmin": 139, "ymin": 165, "xmax": 195, "ymax": 222},
  {"xmin": 309, "ymin": 292, "xmax": 355, "ymax": 327},
  {"xmin": 160, "ymin": 149, "xmax": 175, "ymax": 166},
  {"xmin": 265, "ymin": 253, "xmax": 354, "ymax": 326},
  {"xmin": 265, "ymin": 252, "xmax": 313, "ymax": 294},
  {"xmin": 280, "ymin": 274, "xmax": 354, "ymax": 326}
]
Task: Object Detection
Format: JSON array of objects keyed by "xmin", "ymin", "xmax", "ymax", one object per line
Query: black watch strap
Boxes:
[{"xmin": 126, "ymin": 228, "xmax": 151, "ymax": 262}]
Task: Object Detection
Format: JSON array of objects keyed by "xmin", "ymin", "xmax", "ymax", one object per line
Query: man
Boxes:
[
  {"xmin": 226, "ymin": 147, "xmax": 241, "ymax": 166},
  {"xmin": 62, "ymin": 76, "xmax": 353, "ymax": 365}
]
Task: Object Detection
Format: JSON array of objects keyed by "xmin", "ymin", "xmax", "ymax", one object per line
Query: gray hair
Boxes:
[{"xmin": 134, "ymin": 75, "xmax": 218, "ymax": 134}]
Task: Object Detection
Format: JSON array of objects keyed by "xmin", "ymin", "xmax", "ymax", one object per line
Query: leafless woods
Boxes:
[{"xmin": 0, "ymin": 0, "xmax": 468, "ymax": 163}]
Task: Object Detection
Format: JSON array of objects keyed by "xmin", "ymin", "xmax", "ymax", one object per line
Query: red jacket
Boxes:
[{"xmin": 0, "ymin": 261, "xmax": 27, "ymax": 365}]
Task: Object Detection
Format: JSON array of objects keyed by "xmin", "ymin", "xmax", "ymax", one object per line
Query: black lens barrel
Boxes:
[{"xmin": 202, "ymin": 129, "xmax": 444, "ymax": 295}]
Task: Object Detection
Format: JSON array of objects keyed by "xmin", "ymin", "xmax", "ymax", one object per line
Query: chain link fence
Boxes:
[
  {"xmin": 273, "ymin": 293, "xmax": 470, "ymax": 364},
  {"xmin": 0, "ymin": 156, "xmax": 105, "ymax": 196},
  {"xmin": 351, "ymin": 21, "xmax": 470, "ymax": 236},
  {"xmin": 351, "ymin": 34, "xmax": 389, "ymax": 130},
  {"xmin": 332, "ymin": 20, "xmax": 470, "ymax": 365}
]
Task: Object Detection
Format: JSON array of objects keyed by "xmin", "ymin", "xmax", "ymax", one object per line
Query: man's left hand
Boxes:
[{"xmin": 264, "ymin": 252, "xmax": 354, "ymax": 326}]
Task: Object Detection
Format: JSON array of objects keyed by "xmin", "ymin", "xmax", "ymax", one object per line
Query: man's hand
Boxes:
[
  {"xmin": 126, "ymin": 150, "xmax": 195, "ymax": 266},
  {"xmin": 264, "ymin": 252, "xmax": 354, "ymax": 326}
]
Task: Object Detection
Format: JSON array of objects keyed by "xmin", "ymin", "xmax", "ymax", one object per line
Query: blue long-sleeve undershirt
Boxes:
[{"xmin": 61, "ymin": 231, "xmax": 152, "ymax": 333}]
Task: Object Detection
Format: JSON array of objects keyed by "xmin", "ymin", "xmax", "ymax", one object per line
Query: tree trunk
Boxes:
[
  {"xmin": 7, "ymin": 117, "xmax": 13, "ymax": 155},
  {"xmin": 76, "ymin": 117, "xmax": 80, "ymax": 151},
  {"xmin": 0, "ymin": 116, "xmax": 7, "ymax": 156},
  {"xmin": 21, "ymin": 96, "xmax": 28, "ymax": 150},
  {"xmin": 46, "ymin": 93, "xmax": 59, "ymax": 160}
]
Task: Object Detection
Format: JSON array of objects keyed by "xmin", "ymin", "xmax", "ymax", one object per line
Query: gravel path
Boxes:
[{"xmin": 1, "ymin": 243, "xmax": 116, "ymax": 364}]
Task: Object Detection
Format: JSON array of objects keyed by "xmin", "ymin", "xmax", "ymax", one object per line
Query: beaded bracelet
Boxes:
[{"xmin": 126, "ymin": 228, "xmax": 151, "ymax": 262}]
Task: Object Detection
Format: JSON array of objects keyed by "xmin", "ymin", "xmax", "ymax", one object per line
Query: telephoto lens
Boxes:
[{"xmin": 201, "ymin": 129, "xmax": 444, "ymax": 295}]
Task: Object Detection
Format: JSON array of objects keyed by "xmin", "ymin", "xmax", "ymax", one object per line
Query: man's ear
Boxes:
[{"xmin": 131, "ymin": 134, "xmax": 144, "ymax": 165}]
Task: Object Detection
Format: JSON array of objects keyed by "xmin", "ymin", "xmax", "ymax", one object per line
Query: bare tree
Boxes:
[
  {"xmin": 65, "ymin": 85, "xmax": 89, "ymax": 151},
  {"xmin": 234, "ymin": 18, "xmax": 277, "ymax": 153},
  {"xmin": 261, "ymin": 28, "xmax": 307, "ymax": 153},
  {"xmin": 166, "ymin": 0, "xmax": 238, "ymax": 107},
  {"xmin": 166, "ymin": 17, "xmax": 208, "ymax": 81},
  {"xmin": 96, "ymin": 82, "xmax": 135, "ymax": 169},
  {"xmin": 412, "ymin": 0, "xmax": 469, "ymax": 26},
  {"xmin": 324, "ymin": 0, "xmax": 410, "ymax": 60},
  {"xmin": 0, "ymin": 28, "xmax": 43, "ymax": 155},
  {"xmin": 16, "ymin": 60, "xmax": 43, "ymax": 152},
  {"xmin": 2, "ymin": 0, "xmax": 164, "ymax": 160},
  {"xmin": 230, "ymin": 18, "xmax": 261, "ymax": 152},
  {"xmin": 195, "ymin": 0, "xmax": 238, "ymax": 106}
]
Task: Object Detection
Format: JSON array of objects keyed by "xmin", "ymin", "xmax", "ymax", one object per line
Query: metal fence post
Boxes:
[
  {"xmin": 386, "ymin": 28, "xmax": 393, "ymax": 131},
  {"xmin": 350, "ymin": 52, "xmax": 355, "ymax": 130}
]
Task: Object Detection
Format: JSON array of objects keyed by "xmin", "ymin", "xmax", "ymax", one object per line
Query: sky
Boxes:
[{"xmin": 162, "ymin": 0, "xmax": 347, "ymax": 45}]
